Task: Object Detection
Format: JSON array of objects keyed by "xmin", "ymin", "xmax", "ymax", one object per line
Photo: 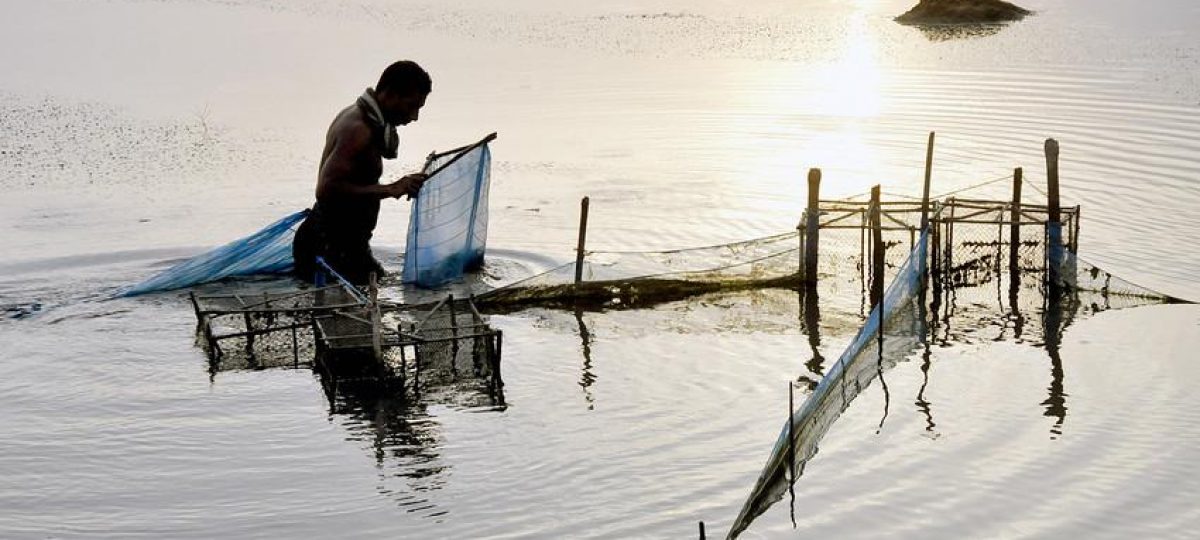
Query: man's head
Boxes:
[{"xmin": 375, "ymin": 60, "xmax": 431, "ymax": 126}]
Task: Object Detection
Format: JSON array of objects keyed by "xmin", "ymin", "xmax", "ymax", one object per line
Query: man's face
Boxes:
[{"xmin": 379, "ymin": 90, "xmax": 427, "ymax": 126}]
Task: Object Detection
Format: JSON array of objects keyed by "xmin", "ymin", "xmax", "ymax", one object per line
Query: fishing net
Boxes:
[
  {"xmin": 729, "ymin": 231, "xmax": 930, "ymax": 539},
  {"xmin": 118, "ymin": 210, "xmax": 308, "ymax": 297},
  {"xmin": 727, "ymin": 179, "xmax": 1190, "ymax": 538},
  {"xmin": 401, "ymin": 134, "xmax": 495, "ymax": 288},
  {"xmin": 475, "ymin": 231, "xmax": 804, "ymax": 310}
]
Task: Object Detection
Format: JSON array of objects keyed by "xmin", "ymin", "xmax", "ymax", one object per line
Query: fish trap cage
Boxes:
[
  {"xmin": 312, "ymin": 295, "xmax": 504, "ymax": 404},
  {"xmin": 394, "ymin": 295, "xmax": 504, "ymax": 403},
  {"xmin": 189, "ymin": 283, "xmax": 367, "ymax": 367}
]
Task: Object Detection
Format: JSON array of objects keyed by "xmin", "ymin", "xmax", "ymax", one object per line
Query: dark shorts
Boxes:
[{"xmin": 293, "ymin": 208, "xmax": 383, "ymax": 286}]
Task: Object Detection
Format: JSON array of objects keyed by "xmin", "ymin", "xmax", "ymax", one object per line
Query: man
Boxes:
[{"xmin": 294, "ymin": 60, "xmax": 431, "ymax": 285}]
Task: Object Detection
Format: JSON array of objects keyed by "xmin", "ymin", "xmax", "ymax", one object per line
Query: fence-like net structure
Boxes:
[
  {"xmin": 476, "ymin": 232, "xmax": 804, "ymax": 311},
  {"xmin": 729, "ymin": 231, "xmax": 930, "ymax": 539},
  {"xmin": 402, "ymin": 134, "xmax": 495, "ymax": 288},
  {"xmin": 725, "ymin": 180, "xmax": 1190, "ymax": 538}
]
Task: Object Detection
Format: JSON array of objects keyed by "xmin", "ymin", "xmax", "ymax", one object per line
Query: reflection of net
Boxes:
[
  {"xmin": 730, "ymin": 233, "xmax": 929, "ymax": 539},
  {"xmin": 1063, "ymin": 252, "xmax": 1181, "ymax": 301},
  {"xmin": 477, "ymin": 232, "xmax": 803, "ymax": 309}
]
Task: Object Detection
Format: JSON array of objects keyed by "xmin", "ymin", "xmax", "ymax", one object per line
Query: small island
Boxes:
[{"xmin": 895, "ymin": 0, "xmax": 1031, "ymax": 25}]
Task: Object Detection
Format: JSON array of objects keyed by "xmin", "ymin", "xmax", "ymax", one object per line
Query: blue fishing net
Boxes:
[
  {"xmin": 118, "ymin": 210, "xmax": 308, "ymax": 297},
  {"xmin": 402, "ymin": 135, "xmax": 494, "ymax": 288}
]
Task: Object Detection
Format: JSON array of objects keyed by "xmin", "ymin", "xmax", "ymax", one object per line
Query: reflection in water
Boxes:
[
  {"xmin": 910, "ymin": 23, "xmax": 1008, "ymax": 42},
  {"xmin": 798, "ymin": 284, "xmax": 824, "ymax": 391},
  {"xmin": 318, "ymin": 369, "xmax": 450, "ymax": 517},
  {"xmin": 1040, "ymin": 290, "xmax": 1078, "ymax": 439},
  {"xmin": 575, "ymin": 308, "xmax": 596, "ymax": 410},
  {"xmin": 916, "ymin": 267, "xmax": 938, "ymax": 435},
  {"xmin": 767, "ymin": 240, "xmax": 1166, "ymax": 532}
]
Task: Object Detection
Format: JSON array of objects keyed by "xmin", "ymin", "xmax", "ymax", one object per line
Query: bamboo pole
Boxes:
[
  {"xmin": 870, "ymin": 185, "xmax": 885, "ymax": 373},
  {"xmin": 945, "ymin": 198, "xmax": 956, "ymax": 274},
  {"xmin": 870, "ymin": 186, "xmax": 884, "ymax": 309},
  {"xmin": 493, "ymin": 330, "xmax": 505, "ymax": 404},
  {"xmin": 1045, "ymin": 139, "xmax": 1063, "ymax": 288},
  {"xmin": 1046, "ymin": 139, "xmax": 1061, "ymax": 223},
  {"xmin": 805, "ymin": 168, "xmax": 821, "ymax": 282},
  {"xmin": 1072, "ymin": 205, "xmax": 1081, "ymax": 253},
  {"xmin": 448, "ymin": 294, "xmax": 459, "ymax": 377},
  {"xmin": 921, "ymin": 131, "xmax": 935, "ymax": 231},
  {"xmin": 1009, "ymin": 168, "xmax": 1023, "ymax": 291},
  {"xmin": 574, "ymin": 196, "xmax": 590, "ymax": 285},
  {"xmin": 369, "ymin": 272, "xmax": 382, "ymax": 362}
]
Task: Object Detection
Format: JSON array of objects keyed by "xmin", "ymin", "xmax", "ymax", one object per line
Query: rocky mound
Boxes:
[{"xmin": 895, "ymin": 0, "xmax": 1030, "ymax": 25}]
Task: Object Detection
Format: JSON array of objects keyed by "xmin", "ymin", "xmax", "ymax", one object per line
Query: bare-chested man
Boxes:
[{"xmin": 294, "ymin": 60, "xmax": 431, "ymax": 285}]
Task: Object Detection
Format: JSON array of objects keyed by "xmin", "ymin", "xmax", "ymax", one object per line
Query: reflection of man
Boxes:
[{"xmin": 293, "ymin": 60, "xmax": 431, "ymax": 285}]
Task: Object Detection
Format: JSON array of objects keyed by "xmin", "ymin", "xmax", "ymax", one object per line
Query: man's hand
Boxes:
[{"xmin": 388, "ymin": 173, "xmax": 428, "ymax": 199}]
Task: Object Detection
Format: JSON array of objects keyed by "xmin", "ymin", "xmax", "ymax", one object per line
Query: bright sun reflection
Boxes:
[
  {"xmin": 738, "ymin": 9, "xmax": 887, "ymax": 205},
  {"xmin": 812, "ymin": 14, "xmax": 883, "ymax": 119}
]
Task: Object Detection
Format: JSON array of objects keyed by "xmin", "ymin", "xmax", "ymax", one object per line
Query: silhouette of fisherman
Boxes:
[{"xmin": 294, "ymin": 60, "xmax": 431, "ymax": 285}]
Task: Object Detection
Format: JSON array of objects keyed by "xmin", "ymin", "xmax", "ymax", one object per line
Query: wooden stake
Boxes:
[
  {"xmin": 448, "ymin": 294, "xmax": 459, "ymax": 377},
  {"xmin": 494, "ymin": 330, "xmax": 505, "ymax": 404},
  {"xmin": 869, "ymin": 186, "xmax": 884, "ymax": 310},
  {"xmin": 870, "ymin": 186, "xmax": 885, "ymax": 392},
  {"xmin": 921, "ymin": 131, "xmax": 935, "ymax": 231},
  {"xmin": 1072, "ymin": 205, "xmax": 1081, "ymax": 253},
  {"xmin": 1045, "ymin": 139, "xmax": 1063, "ymax": 288},
  {"xmin": 1045, "ymin": 139, "xmax": 1061, "ymax": 223},
  {"xmin": 574, "ymin": 196, "xmax": 590, "ymax": 285},
  {"xmin": 698, "ymin": 521, "xmax": 706, "ymax": 540},
  {"xmin": 1009, "ymin": 168, "xmax": 1023, "ymax": 288},
  {"xmin": 369, "ymin": 272, "xmax": 382, "ymax": 363},
  {"xmin": 805, "ymin": 169, "xmax": 821, "ymax": 282}
]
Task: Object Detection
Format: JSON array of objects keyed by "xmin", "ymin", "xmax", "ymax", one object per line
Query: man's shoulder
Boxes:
[{"xmin": 329, "ymin": 105, "xmax": 373, "ymax": 145}]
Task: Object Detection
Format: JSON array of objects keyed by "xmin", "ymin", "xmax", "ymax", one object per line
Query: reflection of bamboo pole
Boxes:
[
  {"xmin": 787, "ymin": 383, "xmax": 795, "ymax": 481},
  {"xmin": 787, "ymin": 381, "xmax": 797, "ymax": 527},
  {"xmin": 805, "ymin": 169, "xmax": 821, "ymax": 282},
  {"xmin": 921, "ymin": 132, "xmax": 935, "ymax": 231},
  {"xmin": 575, "ymin": 197, "xmax": 590, "ymax": 285}
]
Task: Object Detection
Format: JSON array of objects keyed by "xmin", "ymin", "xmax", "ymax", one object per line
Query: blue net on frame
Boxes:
[
  {"xmin": 117, "ymin": 210, "xmax": 308, "ymax": 297},
  {"xmin": 402, "ymin": 134, "xmax": 495, "ymax": 288},
  {"xmin": 727, "ymin": 230, "xmax": 929, "ymax": 539}
]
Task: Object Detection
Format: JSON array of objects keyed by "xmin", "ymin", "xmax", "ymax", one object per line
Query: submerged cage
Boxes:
[
  {"xmin": 189, "ymin": 283, "xmax": 367, "ymax": 368},
  {"xmin": 311, "ymin": 295, "xmax": 504, "ymax": 404},
  {"xmin": 393, "ymin": 295, "xmax": 504, "ymax": 403}
]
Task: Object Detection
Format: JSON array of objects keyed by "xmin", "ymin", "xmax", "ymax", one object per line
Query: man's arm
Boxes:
[{"xmin": 315, "ymin": 122, "xmax": 425, "ymax": 200}]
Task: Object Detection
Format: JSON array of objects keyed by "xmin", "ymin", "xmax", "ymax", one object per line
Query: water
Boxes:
[{"xmin": 2, "ymin": 0, "xmax": 1199, "ymax": 537}]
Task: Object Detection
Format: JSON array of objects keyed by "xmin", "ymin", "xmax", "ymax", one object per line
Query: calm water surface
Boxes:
[{"xmin": 2, "ymin": 0, "xmax": 1199, "ymax": 537}]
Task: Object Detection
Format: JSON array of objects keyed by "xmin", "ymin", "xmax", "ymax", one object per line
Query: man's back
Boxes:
[{"xmin": 292, "ymin": 60, "xmax": 431, "ymax": 285}]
